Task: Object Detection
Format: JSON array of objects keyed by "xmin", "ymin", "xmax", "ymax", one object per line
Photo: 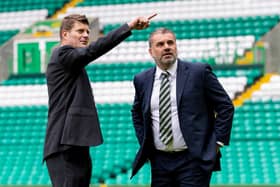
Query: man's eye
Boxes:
[
  {"xmin": 168, "ymin": 41, "xmax": 174, "ymax": 45},
  {"xmin": 157, "ymin": 43, "xmax": 163, "ymax": 47}
]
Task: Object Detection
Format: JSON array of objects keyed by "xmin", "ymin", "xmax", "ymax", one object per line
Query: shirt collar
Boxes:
[{"xmin": 155, "ymin": 60, "xmax": 177, "ymax": 79}]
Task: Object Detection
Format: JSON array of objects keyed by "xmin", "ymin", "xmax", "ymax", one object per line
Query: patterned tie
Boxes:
[{"xmin": 159, "ymin": 71, "xmax": 173, "ymax": 145}]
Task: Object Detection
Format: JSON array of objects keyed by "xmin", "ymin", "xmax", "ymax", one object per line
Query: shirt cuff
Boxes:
[{"xmin": 216, "ymin": 141, "xmax": 224, "ymax": 147}]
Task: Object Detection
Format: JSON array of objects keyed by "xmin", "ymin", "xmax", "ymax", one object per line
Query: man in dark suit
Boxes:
[
  {"xmin": 131, "ymin": 28, "xmax": 234, "ymax": 187},
  {"xmin": 44, "ymin": 14, "xmax": 155, "ymax": 187}
]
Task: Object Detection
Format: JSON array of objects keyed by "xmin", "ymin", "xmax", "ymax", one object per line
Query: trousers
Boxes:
[
  {"xmin": 150, "ymin": 150, "xmax": 212, "ymax": 187},
  {"xmin": 46, "ymin": 146, "xmax": 92, "ymax": 187}
]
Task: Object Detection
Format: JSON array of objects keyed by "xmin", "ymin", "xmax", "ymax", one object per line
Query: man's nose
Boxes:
[
  {"xmin": 83, "ymin": 31, "xmax": 89, "ymax": 37},
  {"xmin": 164, "ymin": 45, "xmax": 171, "ymax": 51}
]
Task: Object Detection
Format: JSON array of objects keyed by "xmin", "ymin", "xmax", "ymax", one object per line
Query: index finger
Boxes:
[{"xmin": 147, "ymin": 13, "xmax": 157, "ymax": 20}]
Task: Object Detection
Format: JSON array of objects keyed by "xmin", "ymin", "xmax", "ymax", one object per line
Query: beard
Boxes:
[{"xmin": 158, "ymin": 54, "xmax": 176, "ymax": 67}]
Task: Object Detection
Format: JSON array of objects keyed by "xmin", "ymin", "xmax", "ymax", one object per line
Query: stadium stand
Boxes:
[
  {"xmin": 0, "ymin": 64, "xmax": 263, "ymax": 106},
  {"xmin": 60, "ymin": 0, "xmax": 280, "ymax": 65},
  {"xmin": 0, "ymin": 0, "xmax": 67, "ymax": 17},
  {"xmin": 0, "ymin": 10, "xmax": 48, "ymax": 31},
  {"xmin": 0, "ymin": 0, "xmax": 70, "ymax": 46},
  {"xmin": 0, "ymin": 0, "xmax": 280, "ymax": 186}
]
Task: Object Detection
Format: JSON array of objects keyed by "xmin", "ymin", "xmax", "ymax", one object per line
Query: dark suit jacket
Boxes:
[
  {"xmin": 44, "ymin": 24, "xmax": 132, "ymax": 160},
  {"xmin": 131, "ymin": 59, "xmax": 234, "ymax": 177}
]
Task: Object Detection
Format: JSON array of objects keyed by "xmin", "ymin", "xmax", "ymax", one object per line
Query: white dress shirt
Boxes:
[{"xmin": 150, "ymin": 61, "xmax": 187, "ymax": 151}]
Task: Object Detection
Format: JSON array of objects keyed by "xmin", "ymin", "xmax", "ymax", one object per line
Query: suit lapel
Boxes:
[
  {"xmin": 143, "ymin": 67, "xmax": 156, "ymax": 114},
  {"xmin": 176, "ymin": 60, "xmax": 190, "ymax": 108},
  {"xmin": 142, "ymin": 61, "xmax": 189, "ymax": 112}
]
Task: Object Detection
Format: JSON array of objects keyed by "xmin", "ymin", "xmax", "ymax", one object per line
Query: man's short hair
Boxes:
[
  {"xmin": 148, "ymin": 28, "xmax": 176, "ymax": 47},
  {"xmin": 60, "ymin": 14, "xmax": 89, "ymax": 40}
]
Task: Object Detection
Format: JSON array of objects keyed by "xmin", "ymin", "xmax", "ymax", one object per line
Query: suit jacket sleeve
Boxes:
[
  {"xmin": 203, "ymin": 64, "xmax": 234, "ymax": 145},
  {"xmin": 58, "ymin": 24, "xmax": 131, "ymax": 70},
  {"xmin": 131, "ymin": 75, "xmax": 145, "ymax": 145}
]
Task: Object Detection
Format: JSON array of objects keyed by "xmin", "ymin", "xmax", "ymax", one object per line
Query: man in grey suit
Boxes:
[
  {"xmin": 44, "ymin": 14, "xmax": 155, "ymax": 187},
  {"xmin": 131, "ymin": 28, "xmax": 234, "ymax": 187}
]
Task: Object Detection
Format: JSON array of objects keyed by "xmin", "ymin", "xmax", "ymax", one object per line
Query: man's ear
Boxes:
[
  {"xmin": 148, "ymin": 48, "xmax": 153, "ymax": 57},
  {"xmin": 62, "ymin": 30, "xmax": 68, "ymax": 40}
]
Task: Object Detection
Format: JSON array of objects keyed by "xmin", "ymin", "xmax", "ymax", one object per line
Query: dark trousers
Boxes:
[
  {"xmin": 46, "ymin": 146, "xmax": 92, "ymax": 187},
  {"xmin": 150, "ymin": 150, "xmax": 212, "ymax": 187}
]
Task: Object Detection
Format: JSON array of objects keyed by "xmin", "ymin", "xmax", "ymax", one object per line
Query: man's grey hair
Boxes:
[{"xmin": 148, "ymin": 28, "xmax": 176, "ymax": 47}]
